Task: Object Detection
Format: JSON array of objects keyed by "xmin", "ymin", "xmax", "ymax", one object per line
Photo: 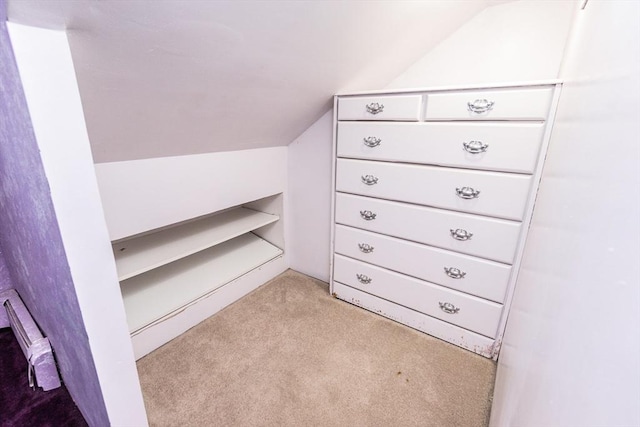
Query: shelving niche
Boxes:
[
  {"xmin": 112, "ymin": 199, "xmax": 284, "ymax": 349},
  {"xmin": 113, "ymin": 207, "xmax": 283, "ymax": 334},
  {"xmin": 94, "ymin": 148, "xmax": 289, "ymax": 359}
]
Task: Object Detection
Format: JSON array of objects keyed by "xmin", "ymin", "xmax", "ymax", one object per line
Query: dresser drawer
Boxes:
[
  {"xmin": 337, "ymin": 121, "xmax": 545, "ymax": 174},
  {"xmin": 336, "ymin": 159, "xmax": 532, "ymax": 221},
  {"xmin": 338, "ymin": 95, "xmax": 422, "ymax": 121},
  {"xmin": 335, "ymin": 193, "xmax": 521, "ymax": 264},
  {"xmin": 334, "ymin": 225, "xmax": 511, "ymax": 303},
  {"xmin": 334, "ymin": 255, "xmax": 502, "ymax": 338},
  {"xmin": 332, "ymin": 281, "xmax": 496, "ymax": 356},
  {"xmin": 425, "ymin": 86, "xmax": 553, "ymax": 121}
]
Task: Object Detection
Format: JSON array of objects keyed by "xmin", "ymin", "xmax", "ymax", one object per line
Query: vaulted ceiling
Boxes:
[{"xmin": 7, "ymin": 1, "xmax": 498, "ymax": 163}]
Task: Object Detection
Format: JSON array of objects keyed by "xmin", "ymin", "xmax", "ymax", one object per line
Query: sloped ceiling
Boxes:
[{"xmin": 8, "ymin": 1, "xmax": 494, "ymax": 163}]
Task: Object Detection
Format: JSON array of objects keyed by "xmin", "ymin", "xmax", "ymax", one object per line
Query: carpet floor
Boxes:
[
  {"xmin": 0, "ymin": 328, "xmax": 87, "ymax": 427},
  {"xmin": 137, "ymin": 270, "xmax": 496, "ymax": 426}
]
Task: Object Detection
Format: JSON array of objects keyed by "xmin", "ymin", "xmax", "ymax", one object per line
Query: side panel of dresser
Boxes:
[{"xmin": 490, "ymin": 85, "xmax": 563, "ymax": 358}]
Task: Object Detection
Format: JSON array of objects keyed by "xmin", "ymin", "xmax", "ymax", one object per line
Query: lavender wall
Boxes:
[
  {"xmin": 1, "ymin": 1, "xmax": 13, "ymax": 294},
  {"xmin": 0, "ymin": 21, "xmax": 108, "ymax": 426},
  {"xmin": 0, "ymin": 2, "xmax": 9, "ymax": 295},
  {"xmin": 0, "ymin": 248, "xmax": 10, "ymax": 291}
]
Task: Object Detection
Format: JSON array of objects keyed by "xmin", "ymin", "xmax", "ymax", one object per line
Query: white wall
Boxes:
[
  {"xmin": 95, "ymin": 147, "xmax": 288, "ymax": 242},
  {"xmin": 388, "ymin": 0, "xmax": 577, "ymax": 89},
  {"xmin": 287, "ymin": 111, "xmax": 333, "ymax": 281},
  {"xmin": 8, "ymin": 23, "xmax": 148, "ymax": 426},
  {"xmin": 287, "ymin": 0, "xmax": 578, "ymax": 282},
  {"xmin": 489, "ymin": 1, "xmax": 640, "ymax": 425}
]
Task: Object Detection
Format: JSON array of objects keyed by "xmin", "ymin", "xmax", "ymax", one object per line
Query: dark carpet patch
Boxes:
[{"xmin": 0, "ymin": 328, "xmax": 87, "ymax": 427}]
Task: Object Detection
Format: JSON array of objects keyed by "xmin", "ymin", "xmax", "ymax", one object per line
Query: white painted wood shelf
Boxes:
[
  {"xmin": 95, "ymin": 154, "xmax": 287, "ymax": 359},
  {"xmin": 120, "ymin": 232, "xmax": 283, "ymax": 333},
  {"xmin": 113, "ymin": 207, "xmax": 279, "ymax": 281}
]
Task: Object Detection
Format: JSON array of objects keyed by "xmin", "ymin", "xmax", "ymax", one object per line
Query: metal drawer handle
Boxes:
[
  {"xmin": 365, "ymin": 102, "xmax": 384, "ymax": 115},
  {"xmin": 463, "ymin": 140, "xmax": 489, "ymax": 154},
  {"xmin": 358, "ymin": 243, "xmax": 374, "ymax": 253},
  {"xmin": 361, "ymin": 175, "xmax": 379, "ymax": 185},
  {"xmin": 467, "ymin": 98, "xmax": 494, "ymax": 114},
  {"xmin": 360, "ymin": 210, "xmax": 377, "ymax": 221},
  {"xmin": 450, "ymin": 228, "xmax": 473, "ymax": 241},
  {"xmin": 363, "ymin": 136, "xmax": 382, "ymax": 148},
  {"xmin": 456, "ymin": 186, "xmax": 481, "ymax": 199},
  {"xmin": 356, "ymin": 273, "xmax": 372, "ymax": 284},
  {"xmin": 444, "ymin": 267, "xmax": 466, "ymax": 279},
  {"xmin": 439, "ymin": 302, "xmax": 460, "ymax": 314}
]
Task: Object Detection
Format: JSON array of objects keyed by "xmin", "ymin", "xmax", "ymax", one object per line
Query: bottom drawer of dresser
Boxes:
[
  {"xmin": 332, "ymin": 281, "xmax": 496, "ymax": 358},
  {"xmin": 333, "ymin": 255, "xmax": 503, "ymax": 338}
]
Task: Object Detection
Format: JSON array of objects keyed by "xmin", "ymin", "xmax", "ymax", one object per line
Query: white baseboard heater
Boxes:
[{"xmin": 0, "ymin": 289, "xmax": 61, "ymax": 391}]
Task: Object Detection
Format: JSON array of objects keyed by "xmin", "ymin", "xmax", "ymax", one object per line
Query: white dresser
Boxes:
[{"xmin": 330, "ymin": 83, "xmax": 561, "ymax": 359}]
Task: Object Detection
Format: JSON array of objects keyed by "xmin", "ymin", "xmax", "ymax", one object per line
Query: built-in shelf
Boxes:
[
  {"xmin": 120, "ymin": 232, "xmax": 283, "ymax": 333},
  {"xmin": 113, "ymin": 207, "xmax": 279, "ymax": 281}
]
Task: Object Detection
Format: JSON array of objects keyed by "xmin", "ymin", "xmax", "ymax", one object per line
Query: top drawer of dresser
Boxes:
[
  {"xmin": 425, "ymin": 86, "xmax": 553, "ymax": 121},
  {"xmin": 338, "ymin": 95, "xmax": 422, "ymax": 121}
]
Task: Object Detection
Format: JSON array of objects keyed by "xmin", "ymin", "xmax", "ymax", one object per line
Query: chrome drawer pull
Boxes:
[
  {"xmin": 360, "ymin": 210, "xmax": 377, "ymax": 221},
  {"xmin": 456, "ymin": 186, "xmax": 481, "ymax": 199},
  {"xmin": 439, "ymin": 302, "xmax": 460, "ymax": 314},
  {"xmin": 444, "ymin": 267, "xmax": 466, "ymax": 279},
  {"xmin": 361, "ymin": 175, "xmax": 379, "ymax": 185},
  {"xmin": 363, "ymin": 136, "xmax": 382, "ymax": 148},
  {"xmin": 365, "ymin": 102, "xmax": 384, "ymax": 115},
  {"xmin": 467, "ymin": 98, "xmax": 494, "ymax": 114},
  {"xmin": 356, "ymin": 274, "xmax": 372, "ymax": 284},
  {"xmin": 358, "ymin": 243, "xmax": 374, "ymax": 253},
  {"xmin": 463, "ymin": 140, "xmax": 489, "ymax": 154},
  {"xmin": 450, "ymin": 228, "xmax": 473, "ymax": 241}
]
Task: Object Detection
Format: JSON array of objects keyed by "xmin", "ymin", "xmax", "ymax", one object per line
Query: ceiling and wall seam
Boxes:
[{"xmin": 7, "ymin": 0, "xmax": 493, "ymax": 163}]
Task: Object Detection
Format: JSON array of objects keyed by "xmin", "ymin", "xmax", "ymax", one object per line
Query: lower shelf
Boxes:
[
  {"xmin": 120, "ymin": 232, "xmax": 283, "ymax": 333},
  {"xmin": 332, "ymin": 281, "xmax": 497, "ymax": 358}
]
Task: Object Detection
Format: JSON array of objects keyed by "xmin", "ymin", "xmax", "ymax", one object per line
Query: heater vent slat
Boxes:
[{"xmin": 5, "ymin": 300, "xmax": 32, "ymax": 348}]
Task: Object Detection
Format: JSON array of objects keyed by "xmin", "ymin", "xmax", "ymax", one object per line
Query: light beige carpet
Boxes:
[{"xmin": 137, "ymin": 270, "xmax": 496, "ymax": 426}]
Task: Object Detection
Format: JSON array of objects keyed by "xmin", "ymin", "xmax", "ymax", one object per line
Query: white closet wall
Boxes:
[
  {"xmin": 387, "ymin": 0, "xmax": 578, "ymax": 89},
  {"xmin": 287, "ymin": 111, "xmax": 334, "ymax": 281},
  {"xmin": 489, "ymin": 1, "xmax": 640, "ymax": 425},
  {"xmin": 95, "ymin": 147, "xmax": 287, "ymax": 241}
]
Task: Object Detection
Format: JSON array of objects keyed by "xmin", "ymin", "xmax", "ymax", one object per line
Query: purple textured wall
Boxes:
[
  {"xmin": 0, "ymin": 248, "xmax": 10, "ymax": 291},
  {"xmin": 0, "ymin": 0, "xmax": 7, "ymax": 289},
  {"xmin": 0, "ymin": 22, "xmax": 108, "ymax": 426}
]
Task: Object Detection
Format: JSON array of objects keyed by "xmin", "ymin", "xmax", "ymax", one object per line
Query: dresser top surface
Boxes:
[{"xmin": 335, "ymin": 79, "xmax": 563, "ymax": 97}]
